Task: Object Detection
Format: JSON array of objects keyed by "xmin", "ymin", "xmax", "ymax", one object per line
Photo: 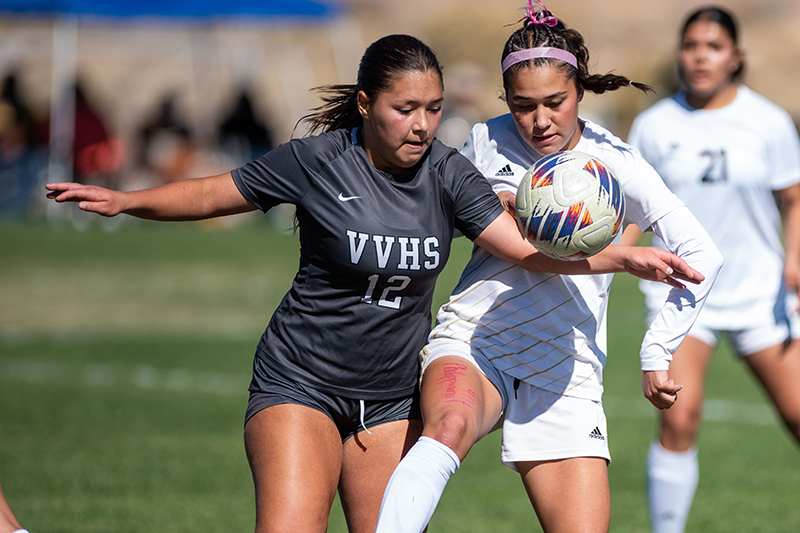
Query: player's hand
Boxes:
[
  {"xmin": 784, "ymin": 261, "xmax": 800, "ymax": 310},
  {"xmin": 497, "ymin": 190, "xmax": 516, "ymax": 216},
  {"xmin": 46, "ymin": 182, "xmax": 125, "ymax": 217},
  {"xmin": 642, "ymin": 370, "xmax": 682, "ymax": 410},
  {"xmin": 621, "ymin": 246, "xmax": 704, "ymax": 289}
]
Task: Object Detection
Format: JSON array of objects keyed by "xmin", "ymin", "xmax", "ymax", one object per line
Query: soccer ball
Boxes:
[{"xmin": 515, "ymin": 151, "xmax": 626, "ymax": 261}]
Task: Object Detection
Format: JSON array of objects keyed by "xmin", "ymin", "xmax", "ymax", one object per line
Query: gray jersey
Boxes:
[{"xmin": 232, "ymin": 128, "xmax": 503, "ymax": 399}]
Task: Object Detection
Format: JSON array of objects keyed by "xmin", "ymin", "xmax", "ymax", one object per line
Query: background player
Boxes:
[
  {"xmin": 624, "ymin": 6, "xmax": 800, "ymax": 533},
  {"xmin": 45, "ymin": 33, "xmax": 699, "ymax": 533},
  {"xmin": 375, "ymin": 3, "xmax": 722, "ymax": 532}
]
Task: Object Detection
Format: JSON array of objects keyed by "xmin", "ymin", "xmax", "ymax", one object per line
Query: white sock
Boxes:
[
  {"xmin": 374, "ymin": 436, "xmax": 460, "ymax": 533},
  {"xmin": 647, "ymin": 441, "xmax": 699, "ymax": 533}
]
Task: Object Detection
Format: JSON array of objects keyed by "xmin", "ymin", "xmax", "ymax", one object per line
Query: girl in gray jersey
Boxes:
[{"xmin": 46, "ymin": 34, "xmax": 701, "ymax": 533}]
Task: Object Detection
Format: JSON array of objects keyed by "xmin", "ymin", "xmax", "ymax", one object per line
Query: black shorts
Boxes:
[{"xmin": 245, "ymin": 365, "xmax": 421, "ymax": 442}]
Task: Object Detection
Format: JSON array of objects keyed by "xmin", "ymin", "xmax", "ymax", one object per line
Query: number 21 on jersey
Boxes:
[{"xmin": 700, "ymin": 148, "xmax": 728, "ymax": 183}]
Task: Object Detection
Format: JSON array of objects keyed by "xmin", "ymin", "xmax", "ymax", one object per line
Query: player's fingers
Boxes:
[
  {"xmin": 650, "ymin": 249, "xmax": 705, "ymax": 283},
  {"xmin": 660, "ymin": 379, "xmax": 683, "ymax": 394},
  {"xmin": 50, "ymin": 188, "xmax": 96, "ymax": 203},
  {"xmin": 45, "ymin": 181, "xmax": 81, "ymax": 191},
  {"xmin": 651, "ymin": 388, "xmax": 680, "ymax": 410},
  {"xmin": 497, "ymin": 191, "xmax": 516, "ymax": 215},
  {"xmin": 47, "ymin": 189, "xmax": 81, "ymax": 202},
  {"xmin": 657, "ymin": 393, "xmax": 678, "ymax": 409},
  {"xmin": 662, "ymin": 257, "xmax": 704, "ymax": 284},
  {"xmin": 661, "ymin": 276, "xmax": 687, "ymax": 290},
  {"xmin": 46, "ymin": 183, "xmax": 99, "ymax": 201}
]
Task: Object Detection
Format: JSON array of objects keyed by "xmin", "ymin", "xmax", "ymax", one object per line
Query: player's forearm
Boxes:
[
  {"xmin": 122, "ymin": 174, "xmax": 254, "ymax": 221},
  {"xmin": 475, "ymin": 212, "xmax": 611, "ymax": 275},
  {"xmin": 639, "ymin": 207, "xmax": 723, "ymax": 370},
  {"xmin": 780, "ymin": 186, "xmax": 800, "ymax": 274}
]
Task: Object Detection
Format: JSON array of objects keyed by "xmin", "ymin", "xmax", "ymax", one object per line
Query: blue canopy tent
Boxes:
[
  {"xmin": 0, "ymin": 0, "xmax": 337, "ymax": 21},
  {"xmin": 0, "ymin": 0, "xmax": 344, "ymax": 183}
]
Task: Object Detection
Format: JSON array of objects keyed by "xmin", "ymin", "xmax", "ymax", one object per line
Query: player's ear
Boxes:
[
  {"xmin": 357, "ymin": 91, "xmax": 371, "ymax": 120},
  {"xmin": 729, "ymin": 47, "xmax": 744, "ymax": 77}
]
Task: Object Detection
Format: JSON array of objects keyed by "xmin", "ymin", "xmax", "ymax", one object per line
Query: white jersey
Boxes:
[
  {"xmin": 430, "ymin": 115, "xmax": 719, "ymax": 401},
  {"xmin": 629, "ymin": 86, "xmax": 800, "ymax": 329}
]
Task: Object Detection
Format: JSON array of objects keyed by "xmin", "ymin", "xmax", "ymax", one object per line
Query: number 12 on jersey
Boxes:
[{"xmin": 362, "ymin": 274, "xmax": 411, "ymax": 309}]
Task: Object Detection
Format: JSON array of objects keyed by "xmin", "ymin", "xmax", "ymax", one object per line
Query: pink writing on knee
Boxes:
[{"xmin": 436, "ymin": 363, "xmax": 475, "ymax": 407}]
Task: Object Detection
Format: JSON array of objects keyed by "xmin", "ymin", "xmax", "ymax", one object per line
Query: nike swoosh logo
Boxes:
[{"xmin": 338, "ymin": 193, "xmax": 362, "ymax": 202}]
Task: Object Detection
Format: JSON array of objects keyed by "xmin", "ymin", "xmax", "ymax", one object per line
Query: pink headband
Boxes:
[{"xmin": 502, "ymin": 47, "xmax": 578, "ymax": 73}]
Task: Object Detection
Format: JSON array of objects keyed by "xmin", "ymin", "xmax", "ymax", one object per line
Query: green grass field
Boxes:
[{"xmin": 1, "ymin": 218, "xmax": 798, "ymax": 532}]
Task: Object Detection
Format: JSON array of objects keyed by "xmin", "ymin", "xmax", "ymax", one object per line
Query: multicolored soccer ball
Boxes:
[{"xmin": 515, "ymin": 151, "xmax": 626, "ymax": 261}]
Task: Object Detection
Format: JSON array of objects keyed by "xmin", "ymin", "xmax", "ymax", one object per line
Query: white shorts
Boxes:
[
  {"xmin": 644, "ymin": 282, "xmax": 800, "ymax": 356},
  {"xmin": 686, "ymin": 314, "xmax": 800, "ymax": 357},
  {"xmin": 421, "ymin": 338, "xmax": 611, "ymax": 470}
]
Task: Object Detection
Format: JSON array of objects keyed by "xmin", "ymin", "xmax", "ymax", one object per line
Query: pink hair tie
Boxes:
[
  {"xmin": 502, "ymin": 47, "xmax": 578, "ymax": 73},
  {"xmin": 505, "ymin": 0, "xmax": 558, "ymax": 28}
]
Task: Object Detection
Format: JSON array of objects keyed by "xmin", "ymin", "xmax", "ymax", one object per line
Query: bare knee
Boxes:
[
  {"xmin": 423, "ymin": 411, "xmax": 475, "ymax": 459},
  {"xmin": 660, "ymin": 405, "xmax": 703, "ymax": 451}
]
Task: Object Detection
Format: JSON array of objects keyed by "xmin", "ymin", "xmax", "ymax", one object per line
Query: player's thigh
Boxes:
[
  {"xmin": 419, "ymin": 355, "xmax": 503, "ymax": 457},
  {"xmin": 518, "ymin": 457, "xmax": 610, "ymax": 533},
  {"xmin": 744, "ymin": 339, "xmax": 800, "ymax": 440},
  {"xmin": 659, "ymin": 335, "xmax": 714, "ymax": 449},
  {"xmin": 339, "ymin": 418, "xmax": 423, "ymax": 533},
  {"xmin": 244, "ymin": 404, "xmax": 343, "ymax": 533}
]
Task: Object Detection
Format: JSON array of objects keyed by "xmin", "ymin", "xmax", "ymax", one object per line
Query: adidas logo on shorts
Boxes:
[
  {"xmin": 495, "ymin": 164, "xmax": 514, "ymax": 177},
  {"xmin": 589, "ymin": 427, "xmax": 605, "ymax": 441}
]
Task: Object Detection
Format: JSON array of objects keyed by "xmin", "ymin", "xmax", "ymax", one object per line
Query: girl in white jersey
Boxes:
[
  {"xmin": 45, "ymin": 35, "xmax": 700, "ymax": 533},
  {"xmin": 625, "ymin": 7, "xmax": 800, "ymax": 533},
  {"xmin": 375, "ymin": 3, "xmax": 723, "ymax": 533}
]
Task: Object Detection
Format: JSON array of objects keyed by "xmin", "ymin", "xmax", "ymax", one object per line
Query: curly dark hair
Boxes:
[{"xmin": 501, "ymin": 15, "xmax": 653, "ymax": 98}]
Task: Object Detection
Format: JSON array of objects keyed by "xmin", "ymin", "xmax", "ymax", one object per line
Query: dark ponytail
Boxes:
[
  {"xmin": 299, "ymin": 34, "xmax": 443, "ymax": 135},
  {"xmin": 501, "ymin": 16, "xmax": 654, "ymax": 97}
]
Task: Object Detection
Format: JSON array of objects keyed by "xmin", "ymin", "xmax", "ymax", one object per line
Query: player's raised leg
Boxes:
[
  {"xmin": 375, "ymin": 356, "xmax": 503, "ymax": 533},
  {"xmin": 519, "ymin": 457, "xmax": 610, "ymax": 533},
  {"xmin": 420, "ymin": 356, "xmax": 504, "ymax": 459},
  {"xmin": 338, "ymin": 418, "xmax": 422, "ymax": 533},
  {"xmin": 244, "ymin": 405, "xmax": 343, "ymax": 533}
]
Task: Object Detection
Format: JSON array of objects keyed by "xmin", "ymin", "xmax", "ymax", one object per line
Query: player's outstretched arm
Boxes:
[
  {"xmin": 642, "ymin": 370, "xmax": 682, "ymax": 410},
  {"xmin": 46, "ymin": 173, "xmax": 257, "ymax": 221},
  {"xmin": 473, "ymin": 211, "xmax": 703, "ymax": 287}
]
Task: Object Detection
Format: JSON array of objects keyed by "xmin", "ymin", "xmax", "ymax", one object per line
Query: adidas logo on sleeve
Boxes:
[
  {"xmin": 589, "ymin": 427, "xmax": 605, "ymax": 441},
  {"xmin": 494, "ymin": 164, "xmax": 514, "ymax": 177}
]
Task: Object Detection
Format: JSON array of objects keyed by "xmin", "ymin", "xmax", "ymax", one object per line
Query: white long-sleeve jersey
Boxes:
[{"xmin": 429, "ymin": 115, "xmax": 722, "ymax": 401}]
